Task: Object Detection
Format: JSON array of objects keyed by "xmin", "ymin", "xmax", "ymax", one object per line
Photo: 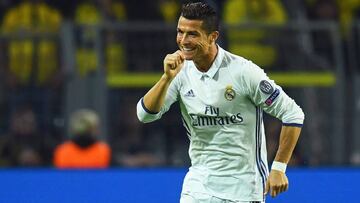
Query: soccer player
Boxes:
[{"xmin": 136, "ymin": 2, "xmax": 304, "ymax": 203}]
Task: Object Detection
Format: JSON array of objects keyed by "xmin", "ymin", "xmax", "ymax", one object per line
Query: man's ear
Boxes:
[{"xmin": 210, "ymin": 31, "xmax": 219, "ymax": 43}]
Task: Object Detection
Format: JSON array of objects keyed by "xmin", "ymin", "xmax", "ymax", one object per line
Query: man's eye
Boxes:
[{"xmin": 188, "ymin": 32, "xmax": 198, "ymax": 37}]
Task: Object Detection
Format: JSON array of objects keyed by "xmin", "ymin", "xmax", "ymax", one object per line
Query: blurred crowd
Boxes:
[{"xmin": 0, "ymin": 0, "xmax": 359, "ymax": 168}]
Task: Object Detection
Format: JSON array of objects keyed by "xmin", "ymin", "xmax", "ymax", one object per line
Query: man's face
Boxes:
[{"xmin": 176, "ymin": 16, "xmax": 213, "ymax": 61}]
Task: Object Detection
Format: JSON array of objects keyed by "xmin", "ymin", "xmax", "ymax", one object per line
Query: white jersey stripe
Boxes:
[
  {"xmin": 257, "ymin": 109, "xmax": 268, "ymax": 202},
  {"xmin": 258, "ymin": 110, "xmax": 269, "ymax": 177},
  {"xmin": 256, "ymin": 107, "xmax": 266, "ymax": 194},
  {"xmin": 258, "ymin": 111, "xmax": 268, "ymax": 178}
]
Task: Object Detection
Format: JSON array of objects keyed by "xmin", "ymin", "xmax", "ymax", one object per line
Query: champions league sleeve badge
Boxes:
[
  {"xmin": 225, "ymin": 85, "xmax": 236, "ymax": 101},
  {"xmin": 259, "ymin": 80, "xmax": 274, "ymax": 94}
]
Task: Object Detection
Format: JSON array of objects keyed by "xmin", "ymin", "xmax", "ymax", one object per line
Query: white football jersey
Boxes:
[{"xmin": 137, "ymin": 46, "xmax": 304, "ymax": 201}]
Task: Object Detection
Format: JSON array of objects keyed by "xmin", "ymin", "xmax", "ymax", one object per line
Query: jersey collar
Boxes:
[{"xmin": 192, "ymin": 45, "xmax": 224, "ymax": 79}]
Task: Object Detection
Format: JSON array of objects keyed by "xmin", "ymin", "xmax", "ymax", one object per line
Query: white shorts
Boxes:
[{"xmin": 180, "ymin": 193, "xmax": 265, "ymax": 203}]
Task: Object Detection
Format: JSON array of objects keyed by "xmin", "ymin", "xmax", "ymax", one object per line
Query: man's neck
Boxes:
[{"xmin": 194, "ymin": 45, "xmax": 218, "ymax": 72}]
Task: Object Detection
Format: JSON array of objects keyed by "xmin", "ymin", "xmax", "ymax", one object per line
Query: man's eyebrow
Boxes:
[
  {"xmin": 188, "ymin": 31, "xmax": 199, "ymax": 35},
  {"xmin": 177, "ymin": 28, "xmax": 199, "ymax": 35}
]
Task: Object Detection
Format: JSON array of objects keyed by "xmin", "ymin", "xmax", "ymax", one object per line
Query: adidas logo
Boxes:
[{"xmin": 184, "ymin": 89, "xmax": 195, "ymax": 97}]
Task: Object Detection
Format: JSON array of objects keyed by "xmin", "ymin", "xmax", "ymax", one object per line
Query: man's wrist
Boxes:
[
  {"xmin": 271, "ymin": 161, "xmax": 287, "ymax": 173},
  {"xmin": 161, "ymin": 74, "xmax": 173, "ymax": 83}
]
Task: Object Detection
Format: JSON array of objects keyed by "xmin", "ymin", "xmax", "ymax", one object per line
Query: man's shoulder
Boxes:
[
  {"xmin": 93, "ymin": 142, "xmax": 111, "ymax": 152},
  {"xmin": 54, "ymin": 141, "xmax": 77, "ymax": 157},
  {"xmin": 221, "ymin": 48, "xmax": 252, "ymax": 71}
]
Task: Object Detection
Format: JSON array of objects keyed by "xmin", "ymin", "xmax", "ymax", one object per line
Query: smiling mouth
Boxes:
[{"xmin": 182, "ymin": 47, "xmax": 195, "ymax": 53}]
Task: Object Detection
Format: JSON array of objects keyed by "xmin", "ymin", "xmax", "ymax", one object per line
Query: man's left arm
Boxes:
[
  {"xmin": 241, "ymin": 61, "xmax": 305, "ymax": 197},
  {"xmin": 265, "ymin": 125, "xmax": 302, "ymax": 197}
]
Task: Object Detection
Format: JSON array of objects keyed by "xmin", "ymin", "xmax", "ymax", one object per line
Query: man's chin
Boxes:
[
  {"xmin": 183, "ymin": 54, "xmax": 194, "ymax": 60},
  {"xmin": 181, "ymin": 49, "xmax": 196, "ymax": 60}
]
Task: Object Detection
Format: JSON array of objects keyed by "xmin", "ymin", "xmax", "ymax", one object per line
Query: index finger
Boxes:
[
  {"xmin": 175, "ymin": 50, "xmax": 184, "ymax": 60},
  {"xmin": 271, "ymin": 185, "xmax": 278, "ymax": 197}
]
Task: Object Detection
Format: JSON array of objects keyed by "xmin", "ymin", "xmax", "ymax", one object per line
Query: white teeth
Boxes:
[{"xmin": 183, "ymin": 48, "xmax": 193, "ymax": 51}]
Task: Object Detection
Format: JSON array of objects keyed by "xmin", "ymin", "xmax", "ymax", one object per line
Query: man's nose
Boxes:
[{"xmin": 180, "ymin": 35, "xmax": 189, "ymax": 45}]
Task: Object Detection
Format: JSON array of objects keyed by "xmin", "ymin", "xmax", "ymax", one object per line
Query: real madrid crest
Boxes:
[{"xmin": 224, "ymin": 85, "xmax": 235, "ymax": 101}]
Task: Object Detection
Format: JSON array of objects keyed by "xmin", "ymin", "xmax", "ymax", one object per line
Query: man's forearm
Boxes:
[
  {"xmin": 274, "ymin": 126, "xmax": 302, "ymax": 164},
  {"xmin": 143, "ymin": 74, "xmax": 172, "ymax": 113}
]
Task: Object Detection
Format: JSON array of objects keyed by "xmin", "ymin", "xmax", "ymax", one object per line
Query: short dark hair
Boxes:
[{"xmin": 181, "ymin": 2, "xmax": 219, "ymax": 33}]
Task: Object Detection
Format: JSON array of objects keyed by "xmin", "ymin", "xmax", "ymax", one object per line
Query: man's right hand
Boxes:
[{"xmin": 163, "ymin": 50, "xmax": 184, "ymax": 80}]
